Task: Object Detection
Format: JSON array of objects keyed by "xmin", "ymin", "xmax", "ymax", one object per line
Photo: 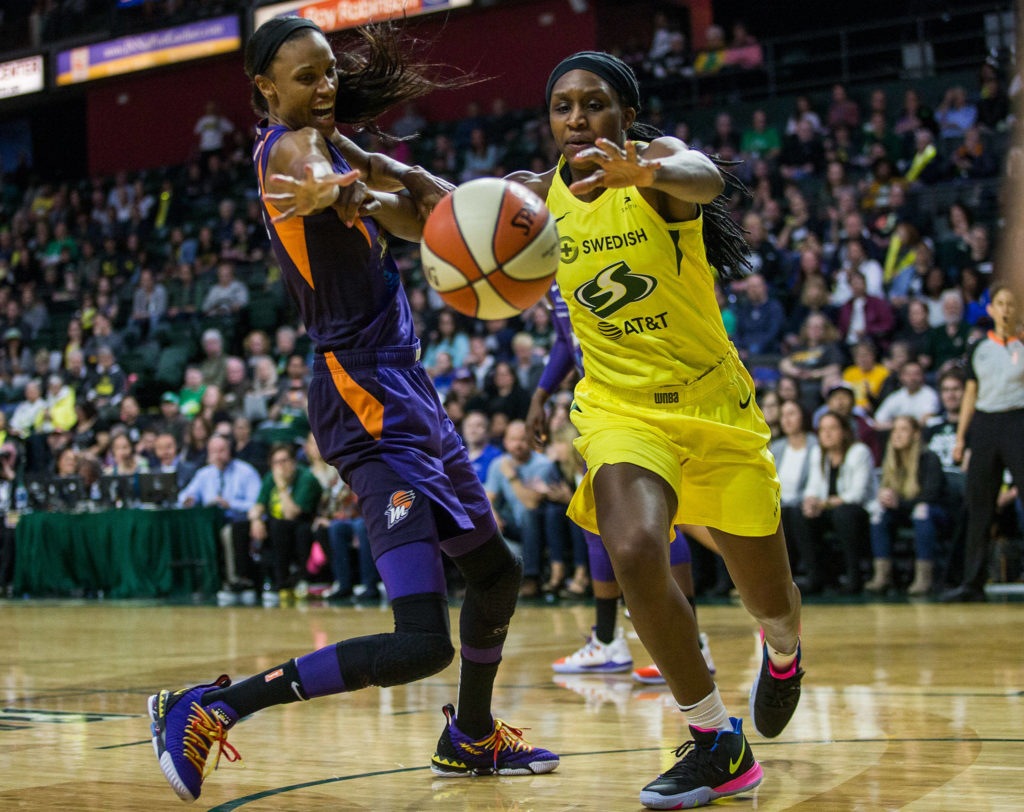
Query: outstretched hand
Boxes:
[
  {"xmin": 568, "ymin": 138, "xmax": 662, "ymax": 195},
  {"xmin": 404, "ymin": 169, "xmax": 456, "ymax": 221},
  {"xmin": 263, "ymin": 165, "xmax": 380, "ymax": 225}
]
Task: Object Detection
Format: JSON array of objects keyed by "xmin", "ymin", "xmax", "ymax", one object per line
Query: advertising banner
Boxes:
[{"xmin": 56, "ymin": 15, "xmax": 240, "ymax": 86}]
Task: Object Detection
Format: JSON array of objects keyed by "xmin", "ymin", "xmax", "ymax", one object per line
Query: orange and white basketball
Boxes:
[{"xmin": 420, "ymin": 178, "xmax": 559, "ymax": 319}]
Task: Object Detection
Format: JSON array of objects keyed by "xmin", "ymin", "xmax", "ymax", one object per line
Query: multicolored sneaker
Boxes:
[
  {"xmin": 552, "ymin": 626, "xmax": 632, "ymax": 674},
  {"xmin": 632, "ymin": 632, "xmax": 716, "ymax": 684},
  {"xmin": 639, "ymin": 717, "xmax": 762, "ymax": 809},
  {"xmin": 431, "ymin": 703, "xmax": 559, "ymax": 777},
  {"xmin": 148, "ymin": 675, "xmax": 242, "ymax": 802},
  {"xmin": 749, "ymin": 631, "xmax": 804, "ymax": 739}
]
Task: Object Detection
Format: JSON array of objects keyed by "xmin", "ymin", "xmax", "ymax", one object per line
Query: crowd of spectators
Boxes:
[{"xmin": 0, "ymin": 33, "xmax": 1020, "ymax": 601}]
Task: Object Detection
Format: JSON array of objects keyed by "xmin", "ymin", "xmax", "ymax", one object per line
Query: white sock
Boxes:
[
  {"xmin": 766, "ymin": 638, "xmax": 798, "ymax": 673},
  {"xmin": 678, "ymin": 686, "xmax": 732, "ymax": 733}
]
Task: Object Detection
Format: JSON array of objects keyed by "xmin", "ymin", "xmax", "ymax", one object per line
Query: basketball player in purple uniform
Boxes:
[
  {"xmin": 148, "ymin": 18, "xmax": 556, "ymax": 802},
  {"xmin": 528, "ymin": 284, "xmax": 716, "ymax": 682}
]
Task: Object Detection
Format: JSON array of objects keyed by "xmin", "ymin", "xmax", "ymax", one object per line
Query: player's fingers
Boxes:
[
  {"xmin": 358, "ymin": 197, "xmax": 383, "ymax": 215},
  {"xmin": 270, "ymin": 207, "xmax": 298, "ymax": 223},
  {"xmin": 333, "ymin": 168, "xmax": 362, "ymax": 186},
  {"xmin": 266, "ymin": 173, "xmax": 301, "ymax": 187},
  {"xmin": 568, "ymin": 171, "xmax": 605, "ymax": 193},
  {"xmin": 261, "ymin": 192, "xmax": 295, "ymax": 202},
  {"xmin": 596, "ymin": 137, "xmax": 626, "ymax": 158}
]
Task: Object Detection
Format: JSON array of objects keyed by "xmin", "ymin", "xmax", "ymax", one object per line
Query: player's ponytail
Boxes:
[{"xmin": 701, "ymin": 156, "xmax": 752, "ymax": 281}]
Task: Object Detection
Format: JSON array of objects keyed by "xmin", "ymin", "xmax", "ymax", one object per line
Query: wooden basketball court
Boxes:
[{"xmin": 1, "ymin": 598, "xmax": 1022, "ymax": 810}]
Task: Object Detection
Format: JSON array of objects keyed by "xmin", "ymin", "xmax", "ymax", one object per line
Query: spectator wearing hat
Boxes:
[
  {"xmin": 815, "ymin": 381, "xmax": 882, "ymax": 464},
  {"xmin": 153, "ymin": 392, "xmax": 189, "ymax": 446}
]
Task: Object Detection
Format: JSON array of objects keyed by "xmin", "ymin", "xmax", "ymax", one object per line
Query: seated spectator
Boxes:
[
  {"xmin": 221, "ymin": 356, "xmax": 249, "ymax": 416},
  {"xmin": 245, "ymin": 356, "xmax": 279, "ymax": 422},
  {"xmin": 276, "ymin": 354, "xmax": 309, "ymax": 397},
  {"xmin": 462, "ymin": 410, "xmax": 502, "ymax": 484},
  {"xmin": 859, "ymin": 157, "xmax": 906, "ymax": 214},
  {"xmin": 104, "ymin": 427, "xmax": 148, "ymax": 476},
  {"xmin": 790, "ymin": 412, "xmax": 876, "ymax": 594},
  {"xmin": 832, "ymin": 240, "xmax": 885, "ymax": 307},
  {"xmin": 485, "ymin": 361, "xmax": 531, "ymax": 422},
  {"xmin": 924, "ymin": 290, "xmax": 971, "ymax": 369},
  {"xmin": 181, "ymin": 416, "xmax": 212, "ymax": 472},
  {"xmin": 1, "ymin": 328, "xmax": 33, "ymax": 392},
  {"xmin": 757, "ymin": 388, "xmax": 782, "ymax": 440},
  {"xmin": 40, "ymin": 373, "xmax": 76, "ymax": 435},
  {"xmin": 725, "ymin": 21, "xmax": 762, "ymax": 70},
  {"xmin": 814, "ymin": 381, "xmax": 882, "ymax": 464},
  {"xmin": 232, "ymin": 415, "xmax": 268, "ymax": 475},
  {"xmin": 836, "ymin": 270, "xmax": 895, "ymax": 348},
  {"xmin": 71, "ymin": 401, "xmax": 104, "ymax": 457},
  {"xmin": 741, "ymin": 109, "xmax": 781, "ymax": 160},
  {"xmin": 772, "ymin": 398, "xmax": 817, "ymax": 573},
  {"xmin": 195, "ymin": 384, "xmax": 232, "ymax": 430},
  {"xmin": 179, "ymin": 433, "xmax": 262, "ymax": 594},
  {"xmin": 873, "ymin": 360, "xmax": 940, "ymax": 430},
  {"xmin": 935, "ymin": 85, "xmax": 977, "ymax": 138},
  {"xmin": 734, "ymin": 273, "xmax": 785, "ymax": 357},
  {"xmin": 828, "ymin": 83, "xmax": 861, "ymax": 131},
  {"xmin": 423, "ymin": 309, "xmax": 469, "ymax": 370},
  {"xmin": 778, "ymin": 313, "xmax": 845, "ymax": 411},
  {"xmin": 710, "ymin": 112, "xmax": 741, "ymax": 155},
  {"xmin": 924, "ymin": 367, "xmax": 966, "ymax": 472},
  {"xmin": 950, "ymin": 126, "xmax": 997, "ymax": 179},
  {"xmin": 780, "ymin": 118, "xmax": 826, "ymax": 180},
  {"xmin": 201, "ymin": 262, "xmax": 248, "ymax": 318},
  {"xmin": 129, "ymin": 268, "xmax": 168, "ymax": 339},
  {"xmin": 460, "ymin": 127, "xmax": 502, "ymax": 182},
  {"xmin": 650, "ymin": 30, "xmax": 690, "ymax": 79},
  {"xmin": 893, "ymin": 298, "xmax": 933, "ymax": 365},
  {"xmin": 485, "ymin": 420, "xmax": 561, "ymax": 597},
  {"xmin": 867, "ymin": 415, "xmax": 949, "ymax": 595},
  {"xmin": 53, "ymin": 444, "xmax": 80, "ymax": 478},
  {"xmin": 83, "ymin": 312, "xmax": 125, "ymax": 362},
  {"xmin": 693, "ymin": 24, "xmax": 727, "ymax": 74},
  {"xmin": 786, "ymin": 95, "xmax": 823, "ymax": 136},
  {"xmin": 920, "ymin": 266, "xmax": 950, "ymax": 327},
  {"xmin": 776, "ymin": 190, "xmax": 820, "ymax": 253},
  {"xmin": 153, "ymin": 431, "xmax": 192, "ymax": 490},
  {"xmin": 784, "ymin": 275, "xmax": 836, "ymax": 350},
  {"xmin": 741, "ymin": 212, "xmax": 782, "ymax": 286},
  {"xmin": 166, "ymin": 262, "xmax": 205, "ymax": 322},
  {"xmin": 199, "ymin": 328, "xmax": 227, "ymax": 389},
  {"xmin": 904, "ymin": 128, "xmax": 944, "ymax": 184},
  {"xmin": 245, "ymin": 442, "xmax": 323, "ymax": 605},
  {"xmin": 510, "ymin": 332, "xmax": 545, "ymax": 393},
  {"xmin": 0, "ymin": 442, "xmax": 20, "ymax": 595},
  {"xmin": 10, "ymin": 379, "xmax": 46, "ymax": 437},
  {"xmin": 242, "ymin": 330, "xmax": 272, "ymax": 377},
  {"xmin": 883, "ymin": 222, "xmax": 921, "ymax": 286},
  {"xmin": 842, "ymin": 339, "xmax": 890, "ymax": 411}
]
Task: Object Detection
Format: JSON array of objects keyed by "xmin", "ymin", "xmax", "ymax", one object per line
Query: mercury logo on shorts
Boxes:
[{"xmin": 385, "ymin": 490, "xmax": 416, "ymax": 529}]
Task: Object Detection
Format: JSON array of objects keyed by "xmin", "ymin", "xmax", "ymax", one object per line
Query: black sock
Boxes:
[
  {"xmin": 594, "ymin": 597, "xmax": 618, "ymax": 644},
  {"xmin": 456, "ymin": 657, "xmax": 499, "ymax": 739},
  {"xmin": 203, "ymin": 659, "xmax": 306, "ymax": 719}
]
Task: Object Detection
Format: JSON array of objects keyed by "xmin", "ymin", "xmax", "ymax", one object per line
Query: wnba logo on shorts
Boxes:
[{"xmin": 385, "ymin": 490, "xmax": 416, "ymax": 529}]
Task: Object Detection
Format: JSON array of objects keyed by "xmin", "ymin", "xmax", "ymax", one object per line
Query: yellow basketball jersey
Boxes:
[{"xmin": 546, "ymin": 156, "xmax": 731, "ymax": 390}]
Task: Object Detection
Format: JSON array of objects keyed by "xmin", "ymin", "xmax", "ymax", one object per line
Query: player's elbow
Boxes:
[{"xmin": 693, "ymin": 168, "xmax": 725, "ymax": 204}]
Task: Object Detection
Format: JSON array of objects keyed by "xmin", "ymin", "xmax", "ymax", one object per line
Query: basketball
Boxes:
[{"xmin": 420, "ymin": 178, "xmax": 559, "ymax": 320}]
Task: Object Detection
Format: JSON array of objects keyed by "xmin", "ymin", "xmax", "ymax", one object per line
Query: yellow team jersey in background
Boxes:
[{"xmin": 546, "ymin": 156, "xmax": 730, "ymax": 390}]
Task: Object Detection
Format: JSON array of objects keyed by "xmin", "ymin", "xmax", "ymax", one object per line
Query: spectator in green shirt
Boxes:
[
  {"xmin": 740, "ymin": 109, "xmax": 781, "ymax": 160},
  {"xmin": 248, "ymin": 442, "xmax": 323, "ymax": 603}
]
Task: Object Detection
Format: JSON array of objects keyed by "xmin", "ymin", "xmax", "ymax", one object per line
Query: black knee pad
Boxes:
[
  {"xmin": 336, "ymin": 593, "xmax": 454, "ymax": 690},
  {"xmin": 455, "ymin": 535, "xmax": 522, "ymax": 650}
]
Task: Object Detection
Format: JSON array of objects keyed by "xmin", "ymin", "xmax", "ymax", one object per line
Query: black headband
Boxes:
[
  {"xmin": 252, "ymin": 17, "xmax": 322, "ymax": 77},
  {"xmin": 545, "ymin": 51, "xmax": 641, "ymax": 112}
]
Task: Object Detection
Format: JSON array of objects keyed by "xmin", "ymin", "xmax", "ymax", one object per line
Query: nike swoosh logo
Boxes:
[
  {"xmin": 555, "ymin": 212, "xmax": 570, "ymax": 222},
  {"xmin": 729, "ymin": 737, "xmax": 747, "ymax": 774},
  {"xmin": 739, "ymin": 393, "xmax": 752, "ymax": 409},
  {"xmin": 291, "ymin": 681, "xmax": 306, "ymax": 701}
]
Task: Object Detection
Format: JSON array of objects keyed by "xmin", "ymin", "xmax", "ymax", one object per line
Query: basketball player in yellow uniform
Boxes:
[{"xmin": 509, "ymin": 52, "xmax": 803, "ymax": 810}]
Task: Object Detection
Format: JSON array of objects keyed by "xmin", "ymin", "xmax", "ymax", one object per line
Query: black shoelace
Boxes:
[
  {"xmin": 661, "ymin": 740, "xmax": 715, "ymax": 780},
  {"xmin": 763, "ymin": 667, "xmax": 804, "ymax": 707}
]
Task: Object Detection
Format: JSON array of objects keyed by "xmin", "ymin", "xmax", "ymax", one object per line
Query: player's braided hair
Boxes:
[{"xmin": 626, "ymin": 124, "xmax": 751, "ymax": 282}]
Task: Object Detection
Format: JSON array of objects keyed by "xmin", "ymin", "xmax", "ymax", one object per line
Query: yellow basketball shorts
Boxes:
[{"xmin": 568, "ymin": 351, "xmax": 781, "ymax": 538}]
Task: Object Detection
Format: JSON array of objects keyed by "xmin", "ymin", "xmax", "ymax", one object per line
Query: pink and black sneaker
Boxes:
[{"xmin": 749, "ymin": 632, "xmax": 803, "ymax": 738}]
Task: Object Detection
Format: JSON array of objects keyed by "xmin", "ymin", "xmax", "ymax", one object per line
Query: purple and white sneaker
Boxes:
[
  {"xmin": 431, "ymin": 703, "xmax": 559, "ymax": 776},
  {"xmin": 148, "ymin": 675, "xmax": 241, "ymax": 802},
  {"xmin": 552, "ymin": 626, "xmax": 633, "ymax": 674}
]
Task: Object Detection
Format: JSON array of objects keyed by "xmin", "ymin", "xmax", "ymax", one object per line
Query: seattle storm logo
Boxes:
[{"xmin": 573, "ymin": 261, "xmax": 657, "ymax": 318}]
